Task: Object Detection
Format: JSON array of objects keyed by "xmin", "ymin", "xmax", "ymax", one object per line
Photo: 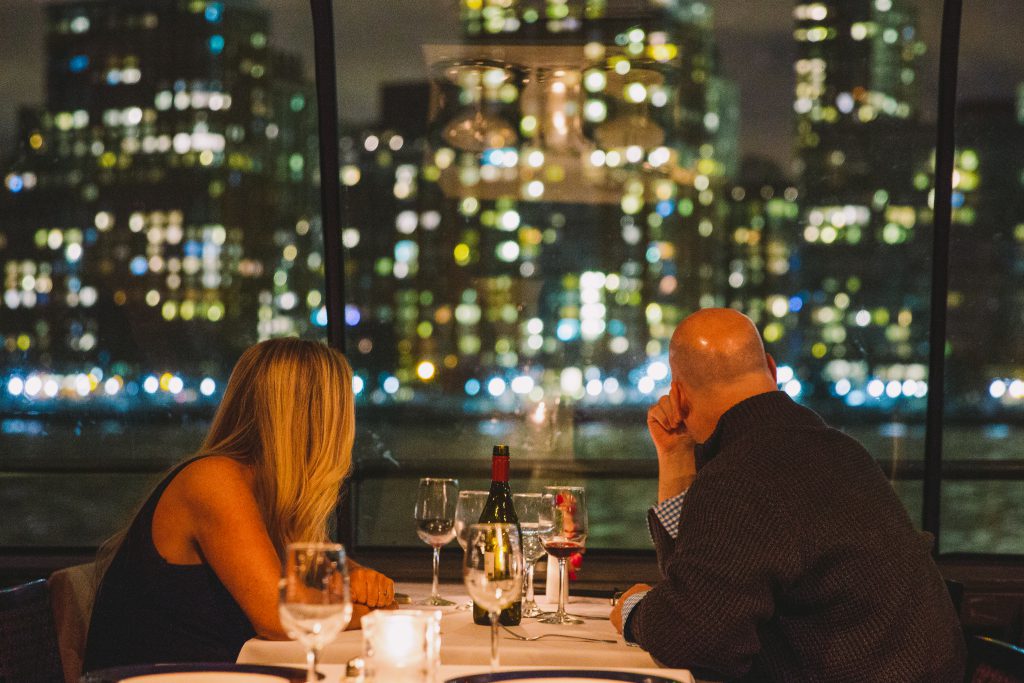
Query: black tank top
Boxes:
[{"xmin": 83, "ymin": 457, "xmax": 257, "ymax": 672}]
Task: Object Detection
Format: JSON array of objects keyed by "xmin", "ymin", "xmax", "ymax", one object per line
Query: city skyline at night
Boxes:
[
  {"xmin": 3, "ymin": 0, "xmax": 1022, "ymax": 170},
  {"xmin": 1, "ymin": 0, "xmax": 324, "ymax": 406},
  {"xmin": 1, "ymin": 0, "xmax": 1022, "ymax": 418}
]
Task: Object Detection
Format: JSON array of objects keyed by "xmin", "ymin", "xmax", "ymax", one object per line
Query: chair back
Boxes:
[
  {"xmin": 0, "ymin": 578, "xmax": 64, "ymax": 683},
  {"xmin": 966, "ymin": 635, "xmax": 1024, "ymax": 683},
  {"xmin": 946, "ymin": 578, "xmax": 965, "ymax": 617},
  {"xmin": 48, "ymin": 563, "xmax": 98, "ymax": 683}
]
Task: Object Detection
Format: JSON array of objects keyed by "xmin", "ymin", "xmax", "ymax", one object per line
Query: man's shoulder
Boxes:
[{"xmin": 720, "ymin": 418, "xmax": 873, "ymax": 465}]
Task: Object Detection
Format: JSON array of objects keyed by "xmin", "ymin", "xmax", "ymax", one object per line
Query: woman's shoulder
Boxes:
[{"xmin": 173, "ymin": 456, "xmax": 256, "ymax": 505}]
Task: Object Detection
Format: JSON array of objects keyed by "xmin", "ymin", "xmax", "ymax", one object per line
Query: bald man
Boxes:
[{"xmin": 610, "ymin": 309, "xmax": 964, "ymax": 682}]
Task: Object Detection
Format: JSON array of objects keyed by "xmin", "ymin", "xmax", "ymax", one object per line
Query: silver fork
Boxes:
[
  {"xmin": 501, "ymin": 624, "xmax": 618, "ymax": 643},
  {"xmin": 532, "ymin": 610, "xmax": 611, "ymax": 621}
]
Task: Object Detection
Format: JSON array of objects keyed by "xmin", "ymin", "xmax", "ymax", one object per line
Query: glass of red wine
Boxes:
[
  {"xmin": 414, "ymin": 477, "xmax": 459, "ymax": 606},
  {"xmin": 538, "ymin": 485, "xmax": 587, "ymax": 625}
]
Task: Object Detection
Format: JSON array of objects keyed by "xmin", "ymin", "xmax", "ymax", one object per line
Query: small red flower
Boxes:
[{"xmin": 568, "ymin": 551, "xmax": 584, "ymax": 580}]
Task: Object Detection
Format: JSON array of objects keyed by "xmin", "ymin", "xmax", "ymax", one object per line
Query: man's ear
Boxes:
[{"xmin": 765, "ymin": 353, "xmax": 778, "ymax": 383}]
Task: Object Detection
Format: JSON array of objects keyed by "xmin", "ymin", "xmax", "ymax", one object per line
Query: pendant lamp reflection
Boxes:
[
  {"xmin": 588, "ymin": 63, "xmax": 667, "ymax": 151},
  {"xmin": 537, "ymin": 67, "xmax": 585, "ymax": 152},
  {"xmin": 430, "ymin": 59, "xmax": 526, "ymax": 153}
]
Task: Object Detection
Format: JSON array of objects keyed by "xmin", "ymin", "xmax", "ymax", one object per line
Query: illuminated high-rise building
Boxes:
[
  {"xmin": 788, "ymin": 0, "xmax": 932, "ymax": 408},
  {"xmin": 0, "ymin": 0, "xmax": 319, "ymax": 399},
  {"xmin": 793, "ymin": 0, "xmax": 924, "ymax": 194},
  {"xmin": 723, "ymin": 167, "xmax": 802, "ymax": 362},
  {"xmin": 946, "ymin": 99, "xmax": 1024, "ymax": 409},
  {"xmin": 340, "ymin": 0, "xmax": 742, "ymax": 406}
]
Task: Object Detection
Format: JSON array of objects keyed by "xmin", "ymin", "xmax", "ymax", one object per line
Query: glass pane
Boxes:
[
  {"xmin": 942, "ymin": 0, "xmax": 1024, "ymax": 554},
  {"xmin": 0, "ymin": 1, "xmax": 324, "ymax": 546},
  {"xmin": 339, "ymin": 1, "xmax": 942, "ymax": 550}
]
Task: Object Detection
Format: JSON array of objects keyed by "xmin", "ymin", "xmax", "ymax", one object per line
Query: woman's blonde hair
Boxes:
[
  {"xmin": 199, "ymin": 338, "xmax": 355, "ymax": 555},
  {"xmin": 96, "ymin": 338, "xmax": 355, "ymax": 582}
]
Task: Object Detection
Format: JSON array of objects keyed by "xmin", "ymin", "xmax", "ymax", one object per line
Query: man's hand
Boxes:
[
  {"xmin": 348, "ymin": 564, "xmax": 395, "ymax": 608},
  {"xmin": 610, "ymin": 583, "xmax": 652, "ymax": 634},
  {"xmin": 648, "ymin": 382, "xmax": 697, "ymax": 502}
]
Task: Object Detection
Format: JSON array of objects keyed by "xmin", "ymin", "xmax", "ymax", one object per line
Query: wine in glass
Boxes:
[
  {"xmin": 279, "ymin": 542, "xmax": 353, "ymax": 683},
  {"xmin": 538, "ymin": 485, "xmax": 587, "ymax": 625},
  {"xmin": 414, "ymin": 477, "xmax": 459, "ymax": 606},
  {"xmin": 513, "ymin": 492, "xmax": 555, "ymax": 618},
  {"xmin": 463, "ymin": 522, "xmax": 524, "ymax": 669}
]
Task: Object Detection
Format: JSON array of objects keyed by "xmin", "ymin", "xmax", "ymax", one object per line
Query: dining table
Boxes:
[{"xmin": 237, "ymin": 582, "xmax": 696, "ymax": 682}]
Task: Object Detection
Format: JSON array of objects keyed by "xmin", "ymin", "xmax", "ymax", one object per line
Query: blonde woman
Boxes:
[{"xmin": 83, "ymin": 339, "xmax": 395, "ymax": 671}]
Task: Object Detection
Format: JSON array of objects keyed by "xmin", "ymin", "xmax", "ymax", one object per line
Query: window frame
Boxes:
[{"xmin": 2, "ymin": 0, "xmax": 1021, "ymax": 574}]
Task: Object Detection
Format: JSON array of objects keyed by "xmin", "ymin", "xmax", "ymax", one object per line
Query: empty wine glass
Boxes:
[
  {"xmin": 454, "ymin": 490, "xmax": 490, "ymax": 551},
  {"xmin": 538, "ymin": 485, "xmax": 587, "ymax": 625},
  {"xmin": 453, "ymin": 490, "xmax": 489, "ymax": 610},
  {"xmin": 513, "ymin": 492, "xmax": 555, "ymax": 618},
  {"xmin": 414, "ymin": 477, "xmax": 459, "ymax": 606},
  {"xmin": 463, "ymin": 522, "xmax": 523, "ymax": 669},
  {"xmin": 279, "ymin": 542, "xmax": 353, "ymax": 683}
]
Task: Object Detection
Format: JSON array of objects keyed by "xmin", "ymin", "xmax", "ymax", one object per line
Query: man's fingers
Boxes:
[{"xmin": 647, "ymin": 395, "xmax": 681, "ymax": 432}]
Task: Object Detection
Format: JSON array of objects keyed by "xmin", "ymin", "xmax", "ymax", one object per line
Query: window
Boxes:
[
  {"xmin": 0, "ymin": 0, "xmax": 323, "ymax": 546},
  {"xmin": 0, "ymin": 1, "xmax": 1019, "ymax": 557},
  {"xmin": 337, "ymin": 0, "xmax": 950, "ymax": 552},
  {"xmin": 941, "ymin": 0, "xmax": 1024, "ymax": 553}
]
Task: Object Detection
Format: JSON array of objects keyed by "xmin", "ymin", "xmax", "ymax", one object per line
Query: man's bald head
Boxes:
[{"xmin": 669, "ymin": 308, "xmax": 774, "ymax": 392}]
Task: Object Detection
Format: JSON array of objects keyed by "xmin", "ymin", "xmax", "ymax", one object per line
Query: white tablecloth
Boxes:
[
  {"xmin": 238, "ymin": 583, "xmax": 684, "ymax": 673},
  {"xmin": 305, "ymin": 667, "xmax": 696, "ymax": 683}
]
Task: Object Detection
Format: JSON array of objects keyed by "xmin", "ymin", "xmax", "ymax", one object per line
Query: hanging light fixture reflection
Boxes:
[
  {"xmin": 592, "ymin": 64, "xmax": 666, "ymax": 150},
  {"xmin": 538, "ymin": 67, "xmax": 584, "ymax": 152},
  {"xmin": 431, "ymin": 59, "xmax": 525, "ymax": 153}
]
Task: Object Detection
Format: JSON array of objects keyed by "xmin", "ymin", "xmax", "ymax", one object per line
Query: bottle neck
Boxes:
[{"xmin": 491, "ymin": 455, "xmax": 510, "ymax": 483}]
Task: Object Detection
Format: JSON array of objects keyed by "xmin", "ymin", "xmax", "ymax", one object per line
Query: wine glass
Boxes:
[
  {"xmin": 513, "ymin": 492, "xmax": 555, "ymax": 618},
  {"xmin": 414, "ymin": 477, "xmax": 459, "ymax": 606},
  {"xmin": 463, "ymin": 522, "xmax": 524, "ymax": 669},
  {"xmin": 538, "ymin": 485, "xmax": 587, "ymax": 625},
  {"xmin": 453, "ymin": 490, "xmax": 489, "ymax": 610},
  {"xmin": 279, "ymin": 542, "xmax": 353, "ymax": 683},
  {"xmin": 454, "ymin": 490, "xmax": 490, "ymax": 551}
]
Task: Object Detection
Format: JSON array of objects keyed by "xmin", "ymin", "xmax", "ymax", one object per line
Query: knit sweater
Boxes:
[{"xmin": 629, "ymin": 391, "xmax": 966, "ymax": 682}]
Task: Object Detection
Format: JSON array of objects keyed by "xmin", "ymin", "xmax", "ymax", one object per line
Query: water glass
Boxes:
[
  {"xmin": 513, "ymin": 492, "xmax": 555, "ymax": 617},
  {"xmin": 279, "ymin": 542, "xmax": 353, "ymax": 683},
  {"xmin": 463, "ymin": 522, "xmax": 523, "ymax": 669}
]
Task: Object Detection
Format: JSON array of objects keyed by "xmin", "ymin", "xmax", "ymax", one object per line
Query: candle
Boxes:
[{"xmin": 361, "ymin": 610, "xmax": 441, "ymax": 682}]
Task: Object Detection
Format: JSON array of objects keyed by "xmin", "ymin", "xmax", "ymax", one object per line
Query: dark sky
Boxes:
[{"xmin": 0, "ymin": 0, "xmax": 1020, "ymax": 170}]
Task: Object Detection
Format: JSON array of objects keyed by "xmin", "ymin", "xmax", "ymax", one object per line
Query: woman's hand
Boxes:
[{"xmin": 349, "ymin": 564, "xmax": 395, "ymax": 608}]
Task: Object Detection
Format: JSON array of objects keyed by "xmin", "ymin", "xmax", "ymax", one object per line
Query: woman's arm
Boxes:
[
  {"xmin": 156, "ymin": 457, "xmax": 397, "ymax": 638},
  {"xmin": 173, "ymin": 457, "xmax": 289, "ymax": 639}
]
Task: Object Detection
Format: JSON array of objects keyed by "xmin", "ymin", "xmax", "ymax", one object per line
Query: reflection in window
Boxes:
[
  {"xmin": 338, "ymin": 1, "xmax": 943, "ymax": 418},
  {"xmin": 0, "ymin": 1, "xmax": 1020, "ymax": 554},
  {"xmin": 0, "ymin": 0, "xmax": 322, "ymax": 546},
  {"xmin": 1, "ymin": 1, "xmax": 321, "ymax": 406}
]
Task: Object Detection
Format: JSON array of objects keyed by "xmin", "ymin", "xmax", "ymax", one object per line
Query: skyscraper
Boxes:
[
  {"xmin": 946, "ymin": 98, "xmax": 1024, "ymax": 409},
  {"xmin": 789, "ymin": 0, "xmax": 932, "ymax": 408},
  {"xmin": 340, "ymin": 0, "xmax": 743, "ymax": 407},
  {"xmin": 0, "ymin": 0, "xmax": 319, "ymax": 403}
]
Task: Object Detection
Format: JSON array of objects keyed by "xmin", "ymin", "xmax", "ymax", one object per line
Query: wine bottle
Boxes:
[{"xmin": 473, "ymin": 444, "xmax": 522, "ymax": 626}]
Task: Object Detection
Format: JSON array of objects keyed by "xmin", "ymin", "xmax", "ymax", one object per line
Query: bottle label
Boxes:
[
  {"xmin": 485, "ymin": 550, "xmax": 495, "ymax": 576},
  {"xmin": 491, "ymin": 456, "xmax": 509, "ymax": 482}
]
